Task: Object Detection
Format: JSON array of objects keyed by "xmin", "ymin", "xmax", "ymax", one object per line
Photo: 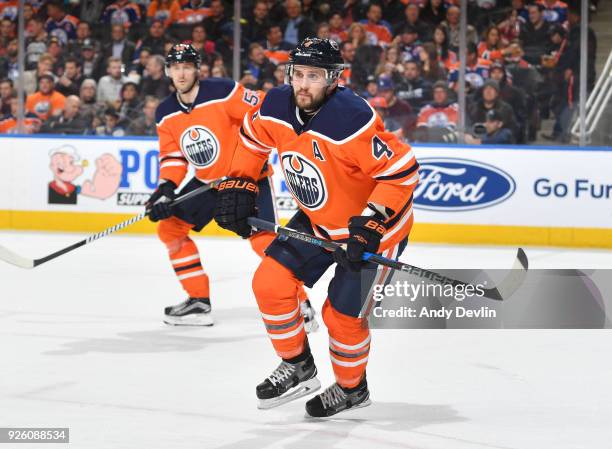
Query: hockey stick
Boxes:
[
  {"xmin": 0, "ymin": 182, "xmax": 216, "ymax": 269},
  {"xmin": 248, "ymin": 217, "xmax": 529, "ymax": 302}
]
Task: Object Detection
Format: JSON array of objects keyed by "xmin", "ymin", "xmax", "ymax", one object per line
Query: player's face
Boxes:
[
  {"xmin": 169, "ymin": 62, "xmax": 198, "ymax": 93},
  {"xmin": 291, "ymin": 66, "xmax": 330, "ymax": 111}
]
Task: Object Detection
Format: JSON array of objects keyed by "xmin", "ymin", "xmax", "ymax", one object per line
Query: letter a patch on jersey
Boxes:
[
  {"xmin": 312, "ymin": 140, "xmax": 325, "ymax": 161},
  {"xmin": 372, "ymin": 135, "xmax": 393, "ymax": 160}
]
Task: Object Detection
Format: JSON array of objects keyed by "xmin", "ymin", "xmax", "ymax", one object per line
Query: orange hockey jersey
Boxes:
[
  {"xmin": 156, "ymin": 78, "xmax": 265, "ymax": 187},
  {"xmin": 230, "ymin": 85, "xmax": 419, "ymax": 251}
]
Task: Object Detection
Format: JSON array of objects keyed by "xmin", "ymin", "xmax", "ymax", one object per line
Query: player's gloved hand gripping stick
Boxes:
[
  {"xmin": 247, "ymin": 217, "xmax": 529, "ymax": 303},
  {"xmin": 0, "ymin": 182, "xmax": 216, "ymax": 269}
]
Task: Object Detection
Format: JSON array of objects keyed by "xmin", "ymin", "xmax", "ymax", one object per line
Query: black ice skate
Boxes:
[
  {"xmin": 256, "ymin": 353, "xmax": 320, "ymax": 409},
  {"xmin": 163, "ymin": 297, "xmax": 213, "ymax": 326},
  {"xmin": 305, "ymin": 377, "xmax": 371, "ymax": 418},
  {"xmin": 300, "ymin": 299, "xmax": 319, "ymax": 333}
]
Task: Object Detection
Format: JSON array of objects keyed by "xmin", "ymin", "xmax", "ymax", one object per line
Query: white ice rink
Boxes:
[{"xmin": 1, "ymin": 231, "xmax": 611, "ymax": 449}]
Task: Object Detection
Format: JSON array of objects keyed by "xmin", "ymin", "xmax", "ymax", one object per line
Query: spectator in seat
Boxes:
[
  {"xmin": 432, "ymin": 25, "xmax": 457, "ymax": 71},
  {"xmin": 102, "ymin": 0, "xmax": 141, "ymax": 30},
  {"xmin": 95, "ymin": 107, "xmax": 125, "ymax": 136},
  {"xmin": 191, "ymin": 24, "xmax": 216, "ymax": 60},
  {"xmin": 418, "ymin": 42, "xmax": 447, "ymax": 83},
  {"xmin": 0, "ymin": 37, "xmax": 18, "ymax": 81},
  {"xmin": 23, "ymin": 52, "xmax": 54, "ymax": 95},
  {"xmin": 350, "ymin": 22, "xmax": 383, "ymax": 91},
  {"xmin": 55, "ymin": 58, "xmax": 85, "ymax": 97},
  {"xmin": 147, "ymin": 0, "xmax": 180, "ymax": 28},
  {"xmin": 395, "ymin": 25, "xmax": 422, "ymax": 64},
  {"xmin": 245, "ymin": 0, "xmax": 271, "ymax": 44},
  {"xmin": 395, "ymin": 60, "xmax": 432, "ymax": 115},
  {"xmin": 478, "ymin": 25, "xmax": 521, "ymax": 63},
  {"xmin": 26, "ymin": 73, "xmax": 66, "ymax": 121},
  {"xmin": 359, "ymin": 3, "xmax": 392, "ymax": 46},
  {"xmin": 420, "ymin": 0, "xmax": 446, "ymax": 27},
  {"xmin": 338, "ymin": 41, "xmax": 355, "ymax": 87},
  {"xmin": 520, "ymin": 3, "xmax": 551, "ymax": 65},
  {"xmin": 127, "ymin": 96, "xmax": 158, "ymax": 136},
  {"xmin": 0, "ymin": 95, "xmax": 42, "ymax": 134},
  {"xmin": 442, "ymin": 5, "xmax": 477, "ymax": 52},
  {"xmin": 79, "ymin": 39, "xmax": 103, "ymax": 80},
  {"xmin": 97, "ymin": 57, "xmax": 127, "ymax": 108},
  {"xmin": 416, "ymin": 81, "xmax": 458, "ymax": 139},
  {"xmin": 203, "ymin": 0, "xmax": 230, "ymax": 42},
  {"xmin": 140, "ymin": 54, "xmax": 171, "ymax": 99},
  {"xmin": 468, "ymin": 79, "xmax": 518, "ymax": 141},
  {"xmin": 0, "ymin": 77, "xmax": 13, "ymax": 116},
  {"xmin": 40, "ymin": 95, "xmax": 87, "ymax": 134},
  {"xmin": 25, "ymin": 16, "xmax": 47, "ymax": 70},
  {"xmin": 127, "ymin": 47, "xmax": 151, "ymax": 81},
  {"xmin": 245, "ymin": 43, "xmax": 276, "ymax": 84},
  {"xmin": 448, "ymin": 42, "xmax": 491, "ymax": 93},
  {"xmin": 328, "ymin": 13, "xmax": 347, "ymax": 44},
  {"xmin": 134, "ymin": 19, "xmax": 168, "ymax": 57},
  {"xmin": 69, "ymin": 21, "xmax": 98, "ymax": 57},
  {"xmin": 377, "ymin": 76, "xmax": 414, "ymax": 136},
  {"xmin": 280, "ymin": 0, "xmax": 316, "ymax": 46},
  {"xmin": 262, "ymin": 25, "xmax": 292, "ymax": 66},
  {"xmin": 78, "ymin": 78, "xmax": 102, "ymax": 127},
  {"xmin": 45, "ymin": 0, "xmax": 79, "ymax": 46},
  {"xmin": 465, "ymin": 109, "xmax": 515, "ymax": 144},
  {"xmin": 101, "ymin": 24, "xmax": 136, "ymax": 69},
  {"xmin": 361, "ymin": 75, "xmax": 379, "ymax": 99},
  {"xmin": 394, "ymin": 4, "xmax": 430, "ymax": 42},
  {"xmin": 46, "ymin": 37, "xmax": 66, "ymax": 76},
  {"xmin": 118, "ymin": 81, "xmax": 142, "ymax": 123},
  {"xmin": 369, "ymin": 96, "xmax": 404, "ymax": 138},
  {"xmin": 489, "ymin": 63, "xmax": 527, "ymax": 143},
  {"xmin": 0, "ymin": 18, "xmax": 15, "ymax": 53}
]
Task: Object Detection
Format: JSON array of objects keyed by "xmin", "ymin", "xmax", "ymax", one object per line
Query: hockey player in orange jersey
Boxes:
[
  {"xmin": 214, "ymin": 38, "xmax": 419, "ymax": 417},
  {"xmin": 148, "ymin": 43, "xmax": 316, "ymax": 329}
]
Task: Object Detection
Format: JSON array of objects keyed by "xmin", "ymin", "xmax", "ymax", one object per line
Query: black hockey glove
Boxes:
[
  {"xmin": 146, "ymin": 180, "xmax": 177, "ymax": 222},
  {"xmin": 333, "ymin": 216, "xmax": 386, "ymax": 272},
  {"xmin": 214, "ymin": 177, "xmax": 258, "ymax": 238}
]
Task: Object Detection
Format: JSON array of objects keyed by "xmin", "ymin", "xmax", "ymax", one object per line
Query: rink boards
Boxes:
[{"xmin": 0, "ymin": 134, "xmax": 610, "ymax": 248}]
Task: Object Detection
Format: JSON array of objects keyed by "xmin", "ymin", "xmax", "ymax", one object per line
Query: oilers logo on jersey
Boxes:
[
  {"xmin": 281, "ymin": 152, "xmax": 327, "ymax": 211},
  {"xmin": 180, "ymin": 126, "xmax": 220, "ymax": 168}
]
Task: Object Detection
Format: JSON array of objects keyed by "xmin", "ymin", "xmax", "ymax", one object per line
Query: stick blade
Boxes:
[
  {"xmin": 485, "ymin": 248, "xmax": 529, "ymax": 301},
  {"xmin": 0, "ymin": 245, "xmax": 35, "ymax": 269}
]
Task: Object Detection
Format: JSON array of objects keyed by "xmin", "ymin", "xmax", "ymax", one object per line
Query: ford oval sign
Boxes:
[{"xmin": 414, "ymin": 158, "xmax": 516, "ymax": 211}]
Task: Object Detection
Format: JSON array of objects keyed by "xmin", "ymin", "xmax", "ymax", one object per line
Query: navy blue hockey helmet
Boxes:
[
  {"xmin": 165, "ymin": 43, "xmax": 201, "ymax": 75},
  {"xmin": 286, "ymin": 38, "xmax": 345, "ymax": 84}
]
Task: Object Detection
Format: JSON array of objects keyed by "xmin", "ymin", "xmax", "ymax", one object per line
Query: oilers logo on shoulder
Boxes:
[
  {"xmin": 180, "ymin": 126, "xmax": 220, "ymax": 168},
  {"xmin": 281, "ymin": 152, "xmax": 327, "ymax": 211}
]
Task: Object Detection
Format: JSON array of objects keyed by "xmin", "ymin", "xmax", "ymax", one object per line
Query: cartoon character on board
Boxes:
[{"xmin": 48, "ymin": 145, "xmax": 123, "ymax": 204}]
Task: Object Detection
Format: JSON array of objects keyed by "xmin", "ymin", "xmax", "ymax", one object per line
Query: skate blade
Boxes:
[
  {"xmin": 258, "ymin": 377, "xmax": 321, "ymax": 410},
  {"xmin": 305, "ymin": 398, "xmax": 372, "ymax": 419},
  {"xmin": 163, "ymin": 312, "xmax": 214, "ymax": 326}
]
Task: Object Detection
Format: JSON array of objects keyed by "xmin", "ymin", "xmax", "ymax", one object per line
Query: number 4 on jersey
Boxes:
[{"xmin": 372, "ymin": 136, "xmax": 393, "ymax": 160}]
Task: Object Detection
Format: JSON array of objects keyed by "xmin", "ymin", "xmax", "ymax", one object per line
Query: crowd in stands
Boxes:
[{"xmin": 0, "ymin": 0, "xmax": 599, "ymax": 144}]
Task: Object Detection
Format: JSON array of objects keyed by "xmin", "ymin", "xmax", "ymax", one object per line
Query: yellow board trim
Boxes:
[{"xmin": 0, "ymin": 210, "xmax": 611, "ymax": 248}]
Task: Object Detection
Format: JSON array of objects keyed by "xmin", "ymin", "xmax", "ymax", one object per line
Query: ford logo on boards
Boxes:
[{"xmin": 414, "ymin": 158, "xmax": 516, "ymax": 211}]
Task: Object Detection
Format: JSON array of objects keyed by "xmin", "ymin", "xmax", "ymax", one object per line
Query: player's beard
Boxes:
[{"xmin": 294, "ymin": 87, "xmax": 327, "ymax": 112}]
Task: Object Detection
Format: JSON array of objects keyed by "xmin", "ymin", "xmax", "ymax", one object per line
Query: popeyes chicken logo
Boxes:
[
  {"xmin": 180, "ymin": 125, "xmax": 220, "ymax": 168},
  {"xmin": 281, "ymin": 152, "xmax": 327, "ymax": 211},
  {"xmin": 47, "ymin": 145, "xmax": 122, "ymax": 205}
]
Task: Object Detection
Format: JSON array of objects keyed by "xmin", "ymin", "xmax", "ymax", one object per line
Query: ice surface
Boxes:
[{"xmin": 1, "ymin": 231, "xmax": 611, "ymax": 449}]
